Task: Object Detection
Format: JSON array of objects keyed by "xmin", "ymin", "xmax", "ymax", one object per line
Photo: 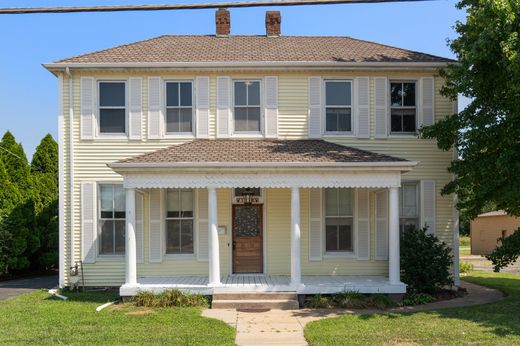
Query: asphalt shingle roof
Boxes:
[
  {"xmin": 115, "ymin": 139, "xmax": 407, "ymax": 164},
  {"xmin": 56, "ymin": 35, "xmax": 453, "ymax": 64}
]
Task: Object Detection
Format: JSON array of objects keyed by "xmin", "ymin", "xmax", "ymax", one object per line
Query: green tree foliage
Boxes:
[
  {"xmin": 420, "ymin": 0, "xmax": 520, "ymax": 219},
  {"xmin": 401, "ymin": 227, "xmax": 454, "ymax": 294},
  {"xmin": 0, "ymin": 131, "xmax": 32, "ymax": 195},
  {"xmin": 487, "ymin": 228, "xmax": 520, "ymax": 272}
]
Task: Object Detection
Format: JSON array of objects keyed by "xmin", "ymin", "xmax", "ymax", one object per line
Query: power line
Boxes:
[{"xmin": 0, "ymin": 0, "xmax": 434, "ymax": 14}]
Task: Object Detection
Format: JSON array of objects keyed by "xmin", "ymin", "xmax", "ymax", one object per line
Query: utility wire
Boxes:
[{"xmin": 0, "ymin": 0, "xmax": 435, "ymax": 14}]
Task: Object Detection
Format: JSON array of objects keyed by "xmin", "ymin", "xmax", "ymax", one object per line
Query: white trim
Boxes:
[
  {"xmin": 163, "ymin": 79, "xmax": 196, "ymax": 137},
  {"xmin": 67, "ymin": 68, "xmax": 75, "ymax": 268},
  {"xmin": 231, "ymin": 79, "xmax": 264, "ymax": 137},
  {"xmin": 322, "ymin": 79, "xmax": 354, "ymax": 135},
  {"xmin": 58, "ymin": 74, "xmax": 65, "ymax": 288},
  {"xmin": 44, "ymin": 61, "xmax": 453, "ymax": 70}
]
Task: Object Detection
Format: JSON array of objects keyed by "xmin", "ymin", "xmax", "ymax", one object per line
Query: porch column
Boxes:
[
  {"xmin": 125, "ymin": 188, "xmax": 137, "ymax": 285},
  {"xmin": 389, "ymin": 186, "xmax": 400, "ymax": 284},
  {"xmin": 291, "ymin": 187, "xmax": 301, "ymax": 286},
  {"xmin": 208, "ymin": 187, "xmax": 221, "ymax": 286}
]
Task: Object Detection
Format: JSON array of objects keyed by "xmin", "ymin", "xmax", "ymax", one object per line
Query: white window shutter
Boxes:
[
  {"xmin": 421, "ymin": 180, "xmax": 436, "ymax": 235},
  {"xmin": 309, "ymin": 188, "xmax": 322, "ymax": 261},
  {"xmin": 81, "ymin": 182, "xmax": 96, "ymax": 263},
  {"xmin": 355, "ymin": 77, "xmax": 370, "ymax": 138},
  {"xmin": 374, "ymin": 77, "xmax": 388, "ymax": 138},
  {"xmin": 217, "ymin": 76, "xmax": 231, "ymax": 138},
  {"xmin": 308, "ymin": 77, "xmax": 322, "ymax": 138},
  {"xmin": 148, "ymin": 77, "xmax": 162, "ymax": 139},
  {"xmin": 356, "ymin": 189, "xmax": 370, "ymax": 260},
  {"xmin": 80, "ymin": 77, "xmax": 95, "ymax": 140},
  {"xmin": 149, "ymin": 189, "xmax": 163, "ymax": 263},
  {"xmin": 419, "ymin": 77, "xmax": 435, "ymax": 128},
  {"xmin": 136, "ymin": 192, "xmax": 144, "ymax": 263},
  {"xmin": 129, "ymin": 77, "xmax": 142, "ymax": 140},
  {"xmin": 196, "ymin": 77, "xmax": 210, "ymax": 138},
  {"xmin": 375, "ymin": 190, "xmax": 389, "ymax": 260},
  {"xmin": 264, "ymin": 76, "xmax": 278, "ymax": 138},
  {"xmin": 197, "ymin": 189, "xmax": 209, "ymax": 261}
]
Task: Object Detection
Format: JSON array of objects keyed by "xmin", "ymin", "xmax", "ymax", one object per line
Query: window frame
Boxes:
[
  {"xmin": 232, "ymin": 79, "xmax": 263, "ymax": 136},
  {"xmin": 97, "ymin": 80, "xmax": 128, "ymax": 137},
  {"xmin": 97, "ymin": 183, "xmax": 126, "ymax": 258},
  {"xmin": 164, "ymin": 188, "xmax": 196, "ymax": 258},
  {"xmin": 389, "ymin": 80, "xmax": 418, "ymax": 136},
  {"xmin": 323, "ymin": 79, "xmax": 354, "ymax": 136},
  {"xmin": 323, "ymin": 188, "xmax": 355, "ymax": 256},
  {"xmin": 399, "ymin": 181, "xmax": 420, "ymax": 233},
  {"xmin": 164, "ymin": 80, "xmax": 195, "ymax": 137}
]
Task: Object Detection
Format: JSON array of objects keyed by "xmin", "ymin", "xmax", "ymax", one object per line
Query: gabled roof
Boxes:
[
  {"xmin": 477, "ymin": 210, "xmax": 508, "ymax": 218},
  {"xmin": 52, "ymin": 35, "xmax": 453, "ymax": 66},
  {"xmin": 110, "ymin": 139, "xmax": 410, "ymax": 167}
]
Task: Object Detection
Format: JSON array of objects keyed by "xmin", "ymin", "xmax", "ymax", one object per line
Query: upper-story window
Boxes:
[
  {"xmin": 400, "ymin": 182, "xmax": 419, "ymax": 233},
  {"xmin": 390, "ymin": 81, "xmax": 417, "ymax": 134},
  {"xmin": 234, "ymin": 80, "xmax": 261, "ymax": 133},
  {"xmin": 325, "ymin": 188, "xmax": 354, "ymax": 253},
  {"xmin": 166, "ymin": 81, "xmax": 193, "ymax": 134},
  {"xmin": 325, "ymin": 80, "xmax": 352, "ymax": 133},
  {"xmin": 98, "ymin": 184, "xmax": 125, "ymax": 255},
  {"xmin": 99, "ymin": 82, "xmax": 126, "ymax": 134}
]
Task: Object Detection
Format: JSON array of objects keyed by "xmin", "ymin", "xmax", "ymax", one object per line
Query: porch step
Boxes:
[{"xmin": 212, "ymin": 292, "xmax": 299, "ymax": 310}]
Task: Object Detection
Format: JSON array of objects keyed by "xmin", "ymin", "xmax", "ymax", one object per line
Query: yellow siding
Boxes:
[{"xmin": 62, "ymin": 69, "xmax": 456, "ymax": 286}]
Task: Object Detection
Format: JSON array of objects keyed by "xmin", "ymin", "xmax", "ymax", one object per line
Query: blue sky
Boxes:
[{"xmin": 0, "ymin": 0, "xmax": 467, "ymax": 159}]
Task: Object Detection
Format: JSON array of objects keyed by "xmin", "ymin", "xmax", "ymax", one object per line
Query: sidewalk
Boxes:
[{"xmin": 202, "ymin": 281, "xmax": 504, "ymax": 346}]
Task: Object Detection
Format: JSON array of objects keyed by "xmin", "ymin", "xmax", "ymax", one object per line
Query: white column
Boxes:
[
  {"xmin": 125, "ymin": 188, "xmax": 137, "ymax": 285},
  {"xmin": 389, "ymin": 186, "xmax": 400, "ymax": 284},
  {"xmin": 291, "ymin": 187, "xmax": 301, "ymax": 286},
  {"xmin": 208, "ymin": 187, "xmax": 221, "ymax": 286}
]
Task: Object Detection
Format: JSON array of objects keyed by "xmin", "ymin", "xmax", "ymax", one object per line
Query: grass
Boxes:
[
  {"xmin": 0, "ymin": 290, "xmax": 235, "ymax": 345},
  {"xmin": 305, "ymin": 271, "xmax": 520, "ymax": 345},
  {"xmin": 459, "ymin": 235, "xmax": 471, "ymax": 256}
]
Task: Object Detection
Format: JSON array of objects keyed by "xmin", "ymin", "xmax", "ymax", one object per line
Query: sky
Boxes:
[{"xmin": 0, "ymin": 0, "xmax": 468, "ymax": 159}]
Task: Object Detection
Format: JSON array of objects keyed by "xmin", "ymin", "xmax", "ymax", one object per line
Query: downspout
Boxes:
[
  {"xmin": 58, "ymin": 74, "xmax": 65, "ymax": 288},
  {"xmin": 66, "ymin": 67, "xmax": 75, "ymax": 273}
]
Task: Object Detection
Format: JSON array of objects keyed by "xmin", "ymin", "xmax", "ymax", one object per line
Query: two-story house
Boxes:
[{"xmin": 45, "ymin": 9, "xmax": 459, "ymax": 298}]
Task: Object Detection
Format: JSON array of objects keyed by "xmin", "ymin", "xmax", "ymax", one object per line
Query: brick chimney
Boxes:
[
  {"xmin": 266, "ymin": 11, "xmax": 281, "ymax": 37},
  {"xmin": 216, "ymin": 8, "xmax": 230, "ymax": 37}
]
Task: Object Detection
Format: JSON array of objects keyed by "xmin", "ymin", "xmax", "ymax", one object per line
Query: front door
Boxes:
[{"xmin": 232, "ymin": 204, "xmax": 263, "ymax": 273}]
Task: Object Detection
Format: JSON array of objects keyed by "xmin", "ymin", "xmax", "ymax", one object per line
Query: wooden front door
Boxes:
[{"xmin": 232, "ymin": 204, "xmax": 263, "ymax": 273}]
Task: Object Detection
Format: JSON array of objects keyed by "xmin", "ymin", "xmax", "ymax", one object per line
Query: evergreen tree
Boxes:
[{"xmin": 0, "ymin": 131, "xmax": 32, "ymax": 195}]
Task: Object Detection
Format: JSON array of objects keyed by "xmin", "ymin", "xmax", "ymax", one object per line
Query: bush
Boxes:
[
  {"xmin": 401, "ymin": 226, "xmax": 454, "ymax": 294},
  {"xmin": 365, "ymin": 294, "xmax": 398, "ymax": 309},
  {"xmin": 459, "ymin": 261, "xmax": 474, "ymax": 274},
  {"xmin": 333, "ymin": 291, "xmax": 368, "ymax": 309},
  {"xmin": 486, "ymin": 228, "xmax": 520, "ymax": 272},
  {"xmin": 133, "ymin": 289, "xmax": 208, "ymax": 308},
  {"xmin": 305, "ymin": 294, "xmax": 332, "ymax": 308},
  {"xmin": 403, "ymin": 293, "xmax": 435, "ymax": 306}
]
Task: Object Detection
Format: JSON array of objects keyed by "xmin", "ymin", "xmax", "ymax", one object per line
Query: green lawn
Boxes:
[
  {"xmin": 460, "ymin": 235, "xmax": 471, "ymax": 256},
  {"xmin": 305, "ymin": 271, "xmax": 520, "ymax": 345},
  {"xmin": 0, "ymin": 290, "xmax": 235, "ymax": 345}
]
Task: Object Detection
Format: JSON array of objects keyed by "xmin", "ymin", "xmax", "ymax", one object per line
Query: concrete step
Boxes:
[
  {"xmin": 212, "ymin": 299, "xmax": 299, "ymax": 310},
  {"xmin": 213, "ymin": 292, "xmax": 297, "ymax": 301}
]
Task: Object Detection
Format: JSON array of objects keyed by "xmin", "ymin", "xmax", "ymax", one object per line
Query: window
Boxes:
[
  {"xmin": 234, "ymin": 80, "xmax": 261, "ymax": 132},
  {"xmin": 99, "ymin": 82, "xmax": 126, "ymax": 134},
  {"xmin": 98, "ymin": 184, "xmax": 125, "ymax": 255},
  {"xmin": 166, "ymin": 189, "xmax": 194, "ymax": 254},
  {"xmin": 325, "ymin": 80, "xmax": 352, "ymax": 133},
  {"xmin": 400, "ymin": 182, "xmax": 419, "ymax": 233},
  {"xmin": 166, "ymin": 81, "xmax": 193, "ymax": 133},
  {"xmin": 390, "ymin": 82, "xmax": 417, "ymax": 133},
  {"xmin": 325, "ymin": 188, "xmax": 354, "ymax": 252}
]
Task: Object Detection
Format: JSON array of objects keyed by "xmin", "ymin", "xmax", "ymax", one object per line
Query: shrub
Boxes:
[
  {"xmin": 401, "ymin": 226, "xmax": 454, "ymax": 294},
  {"xmin": 133, "ymin": 289, "xmax": 208, "ymax": 308},
  {"xmin": 459, "ymin": 261, "xmax": 474, "ymax": 274},
  {"xmin": 403, "ymin": 293, "xmax": 435, "ymax": 306},
  {"xmin": 305, "ymin": 294, "xmax": 332, "ymax": 308},
  {"xmin": 333, "ymin": 291, "xmax": 368, "ymax": 309},
  {"xmin": 365, "ymin": 294, "xmax": 398, "ymax": 309}
]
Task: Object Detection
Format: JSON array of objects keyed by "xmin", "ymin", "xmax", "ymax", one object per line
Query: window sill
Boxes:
[
  {"xmin": 323, "ymin": 252, "xmax": 356, "ymax": 259},
  {"xmin": 94, "ymin": 134, "xmax": 129, "ymax": 140},
  {"xmin": 163, "ymin": 133, "xmax": 195, "ymax": 140},
  {"xmin": 387, "ymin": 133, "xmax": 419, "ymax": 139},
  {"xmin": 322, "ymin": 133, "xmax": 356, "ymax": 138},
  {"xmin": 163, "ymin": 254, "xmax": 196, "ymax": 260},
  {"xmin": 231, "ymin": 133, "xmax": 264, "ymax": 139},
  {"xmin": 96, "ymin": 255, "xmax": 125, "ymax": 262}
]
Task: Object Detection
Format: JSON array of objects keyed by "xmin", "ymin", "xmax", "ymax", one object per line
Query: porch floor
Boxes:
[{"xmin": 120, "ymin": 275, "xmax": 406, "ymax": 296}]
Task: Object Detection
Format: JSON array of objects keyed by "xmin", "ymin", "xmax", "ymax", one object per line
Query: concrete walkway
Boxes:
[
  {"xmin": 202, "ymin": 281, "xmax": 504, "ymax": 346},
  {"xmin": 0, "ymin": 274, "xmax": 58, "ymax": 300}
]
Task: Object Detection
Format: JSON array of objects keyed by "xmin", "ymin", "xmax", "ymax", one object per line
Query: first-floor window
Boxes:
[
  {"xmin": 400, "ymin": 182, "xmax": 419, "ymax": 233},
  {"xmin": 166, "ymin": 189, "xmax": 194, "ymax": 254},
  {"xmin": 325, "ymin": 188, "xmax": 354, "ymax": 252},
  {"xmin": 99, "ymin": 184, "xmax": 125, "ymax": 255}
]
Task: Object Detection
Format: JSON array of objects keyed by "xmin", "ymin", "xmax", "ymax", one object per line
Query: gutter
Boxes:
[{"xmin": 66, "ymin": 67, "xmax": 75, "ymax": 272}]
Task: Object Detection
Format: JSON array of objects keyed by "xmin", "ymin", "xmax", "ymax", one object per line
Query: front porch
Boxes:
[{"xmin": 120, "ymin": 275, "xmax": 406, "ymax": 296}]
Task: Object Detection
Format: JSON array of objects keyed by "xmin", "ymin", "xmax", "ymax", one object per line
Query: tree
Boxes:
[
  {"xmin": 0, "ymin": 131, "xmax": 32, "ymax": 195},
  {"xmin": 486, "ymin": 229, "xmax": 520, "ymax": 272},
  {"xmin": 420, "ymin": 0, "xmax": 520, "ymax": 219}
]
